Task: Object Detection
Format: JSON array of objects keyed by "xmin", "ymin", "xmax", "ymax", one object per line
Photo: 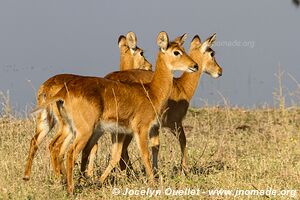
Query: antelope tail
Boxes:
[
  {"xmin": 31, "ymin": 97, "xmax": 63, "ymax": 115},
  {"xmin": 31, "ymin": 87, "xmax": 67, "ymax": 115}
]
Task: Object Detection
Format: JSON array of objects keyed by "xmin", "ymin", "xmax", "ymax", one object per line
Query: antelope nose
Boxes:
[
  {"xmin": 194, "ymin": 64, "xmax": 198, "ymax": 71},
  {"xmin": 218, "ymin": 69, "xmax": 223, "ymax": 76}
]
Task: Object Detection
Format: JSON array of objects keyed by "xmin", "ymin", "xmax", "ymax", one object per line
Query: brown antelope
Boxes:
[
  {"xmin": 34, "ymin": 32, "xmax": 198, "ymax": 193},
  {"xmin": 23, "ymin": 32, "xmax": 151, "ymax": 181},
  {"xmin": 81, "ymin": 33, "xmax": 222, "ymax": 176}
]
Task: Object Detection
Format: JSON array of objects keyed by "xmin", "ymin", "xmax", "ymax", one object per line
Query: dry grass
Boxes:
[{"xmin": 0, "ymin": 105, "xmax": 299, "ymax": 199}]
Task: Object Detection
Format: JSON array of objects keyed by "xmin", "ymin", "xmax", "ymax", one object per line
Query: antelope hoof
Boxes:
[
  {"xmin": 67, "ymin": 186, "xmax": 74, "ymax": 195},
  {"xmin": 23, "ymin": 176, "xmax": 30, "ymax": 181}
]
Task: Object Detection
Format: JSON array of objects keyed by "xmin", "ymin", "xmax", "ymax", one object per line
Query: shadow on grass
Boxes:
[
  {"xmin": 191, "ymin": 160, "xmax": 230, "ymax": 175},
  {"xmin": 71, "ymin": 160, "xmax": 231, "ymax": 194},
  {"xmin": 171, "ymin": 160, "xmax": 230, "ymax": 178}
]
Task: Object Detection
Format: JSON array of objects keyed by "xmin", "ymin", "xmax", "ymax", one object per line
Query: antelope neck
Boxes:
[
  {"xmin": 177, "ymin": 50, "xmax": 203, "ymax": 101},
  {"xmin": 149, "ymin": 52, "xmax": 174, "ymax": 111}
]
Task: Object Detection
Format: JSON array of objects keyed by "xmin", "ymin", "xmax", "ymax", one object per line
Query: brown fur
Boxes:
[
  {"xmin": 119, "ymin": 31, "xmax": 152, "ymax": 71},
  {"xmin": 23, "ymin": 32, "xmax": 151, "ymax": 181},
  {"xmin": 38, "ymin": 32, "xmax": 197, "ymax": 194},
  {"xmin": 82, "ymin": 33, "xmax": 222, "ymax": 175}
]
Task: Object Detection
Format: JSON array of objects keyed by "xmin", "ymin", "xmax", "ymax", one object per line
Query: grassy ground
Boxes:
[{"xmin": 0, "ymin": 106, "xmax": 300, "ymax": 199}]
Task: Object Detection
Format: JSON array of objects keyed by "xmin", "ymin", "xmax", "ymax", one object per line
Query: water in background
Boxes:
[{"xmin": 0, "ymin": 0, "xmax": 299, "ymax": 113}]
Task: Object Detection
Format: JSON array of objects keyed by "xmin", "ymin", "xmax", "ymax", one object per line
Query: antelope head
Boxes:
[
  {"xmin": 118, "ymin": 31, "xmax": 152, "ymax": 71},
  {"xmin": 157, "ymin": 32, "xmax": 198, "ymax": 73},
  {"xmin": 190, "ymin": 33, "xmax": 222, "ymax": 78}
]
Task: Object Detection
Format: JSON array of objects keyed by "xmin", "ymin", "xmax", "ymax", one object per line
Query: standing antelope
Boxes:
[
  {"xmin": 35, "ymin": 31, "xmax": 198, "ymax": 194},
  {"xmin": 81, "ymin": 33, "xmax": 222, "ymax": 176},
  {"xmin": 23, "ymin": 32, "xmax": 151, "ymax": 181}
]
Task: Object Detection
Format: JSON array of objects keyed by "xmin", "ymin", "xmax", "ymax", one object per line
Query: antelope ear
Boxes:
[
  {"xmin": 207, "ymin": 33, "xmax": 216, "ymax": 44},
  {"xmin": 126, "ymin": 31, "xmax": 137, "ymax": 50},
  {"xmin": 174, "ymin": 33, "xmax": 188, "ymax": 46},
  {"xmin": 118, "ymin": 35, "xmax": 126, "ymax": 48},
  {"xmin": 157, "ymin": 31, "xmax": 169, "ymax": 52},
  {"xmin": 201, "ymin": 33, "xmax": 216, "ymax": 52},
  {"xmin": 190, "ymin": 35, "xmax": 202, "ymax": 50}
]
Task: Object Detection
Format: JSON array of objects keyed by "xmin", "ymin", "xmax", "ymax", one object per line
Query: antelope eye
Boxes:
[
  {"xmin": 173, "ymin": 51, "xmax": 181, "ymax": 56},
  {"xmin": 140, "ymin": 51, "xmax": 144, "ymax": 57},
  {"xmin": 210, "ymin": 51, "xmax": 215, "ymax": 57}
]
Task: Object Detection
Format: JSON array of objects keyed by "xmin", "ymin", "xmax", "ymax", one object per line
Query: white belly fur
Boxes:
[{"xmin": 98, "ymin": 121, "xmax": 133, "ymax": 135}]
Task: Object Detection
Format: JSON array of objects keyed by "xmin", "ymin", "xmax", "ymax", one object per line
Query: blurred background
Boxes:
[{"xmin": 0, "ymin": 0, "xmax": 299, "ymax": 113}]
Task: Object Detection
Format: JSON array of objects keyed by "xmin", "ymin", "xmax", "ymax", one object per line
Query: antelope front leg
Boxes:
[
  {"xmin": 171, "ymin": 123, "xmax": 188, "ymax": 171},
  {"xmin": 81, "ymin": 130, "xmax": 104, "ymax": 178},
  {"xmin": 80, "ymin": 143, "xmax": 99, "ymax": 178},
  {"xmin": 135, "ymin": 129, "xmax": 154, "ymax": 183},
  {"xmin": 99, "ymin": 134, "xmax": 125, "ymax": 183},
  {"xmin": 119, "ymin": 135, "xmax": 133, "ymax": 171},
  {"xmin": 149, "ymin": 125, "xmax": 160, "ymax": 176},
  {"xmin": 85, "ymin": 143, "xmax": 98, "ymax": 178}
]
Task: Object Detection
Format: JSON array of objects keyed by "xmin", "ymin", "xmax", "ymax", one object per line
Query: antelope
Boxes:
[
  {"xmin": 23, "ymin": 32, "xmax": 151, "ymax": 181},
  {"xmin": 34, "ymin": 31, "xmax": 198, "ymax": 193},
  {"xmin": 81, "ymin": 33, "xmax": 222, "ymax": 176}
]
